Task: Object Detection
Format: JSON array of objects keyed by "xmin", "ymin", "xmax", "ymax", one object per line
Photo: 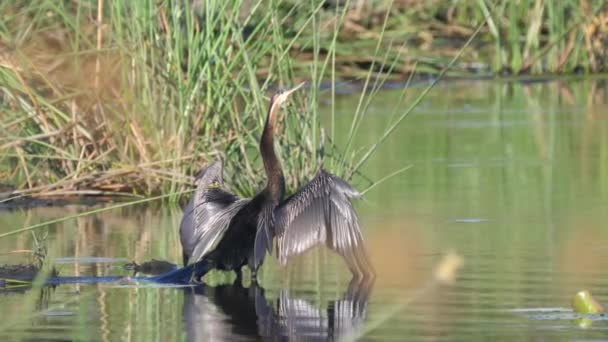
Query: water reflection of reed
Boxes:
[
  {"xmin": 183, "ymin": 278, "xmax": 373, "ymax": 341},
  {"xmin": 0, "ymin": 205, "xmax": 183, "ymax": 268}
]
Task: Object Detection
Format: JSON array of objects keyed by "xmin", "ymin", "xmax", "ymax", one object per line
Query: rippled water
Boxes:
[{"xmin": 2, "ymin": 79, "xmax": 608, "ymax": 341}]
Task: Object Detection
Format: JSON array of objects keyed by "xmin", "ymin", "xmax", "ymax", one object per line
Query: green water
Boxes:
[{"xmin": 2, "ymin": 79, "xmax": 608, "ymax": 340}]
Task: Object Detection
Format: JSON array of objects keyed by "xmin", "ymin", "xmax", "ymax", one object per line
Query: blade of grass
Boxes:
[{"xmin": 350, "ymin": 20, "xmax": 488, "ymax": 177}]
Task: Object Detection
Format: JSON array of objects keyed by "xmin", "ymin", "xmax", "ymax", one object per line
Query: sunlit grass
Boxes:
[
  {"xmin": 0, "ymin": 0, "xmax": 328, "ymax": 199},
  {"xmin": 1, "ymin": 1, "xmax": 606, "ymax": 202}
]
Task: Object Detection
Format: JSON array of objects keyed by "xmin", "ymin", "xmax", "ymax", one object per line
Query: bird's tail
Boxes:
[
  {"xmin": 150, "ymin": 264, "xmax": 195, "ymax": 284},
  {"xmin": 149, "ymin": 261, "xmax": 212, "ymax": 284}
]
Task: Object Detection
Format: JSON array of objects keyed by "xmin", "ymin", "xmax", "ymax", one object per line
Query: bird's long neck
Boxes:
[{"xmin": 260, "ymin": 98, "xmax": 285, "ymax": 202}]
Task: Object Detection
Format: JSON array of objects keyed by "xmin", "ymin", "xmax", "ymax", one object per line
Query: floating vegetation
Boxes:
[
  {"xmin": 572, "ymin": 290, "xmax": 606, "ymax": 314},
  {"xmin": 124, "ymin": 259, "xmax": 178, "ymax": 276}
]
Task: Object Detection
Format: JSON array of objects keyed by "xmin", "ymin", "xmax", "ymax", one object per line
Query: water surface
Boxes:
[{"xmin": 2, "ymin": 79, "xmax": 608, "ymax": 340}]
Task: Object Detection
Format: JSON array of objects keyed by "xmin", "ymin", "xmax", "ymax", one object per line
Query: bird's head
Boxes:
[
  {"xmin": 268, "ymin": 82, "xmax": 306, "ymax": 121},
  {"xmin": 194, "ymin": 160, "xmax": 224, "ymax": 189}
]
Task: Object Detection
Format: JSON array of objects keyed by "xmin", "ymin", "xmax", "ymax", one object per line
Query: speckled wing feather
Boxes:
[
  {"xmin": 272, "ymin": 169, "xmax": 374, "ymax": 277},
  {"xmin": 188, "ymin": 188, "xmax": 250, "ymax": 264}
]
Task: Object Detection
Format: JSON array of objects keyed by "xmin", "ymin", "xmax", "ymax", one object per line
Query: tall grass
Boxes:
[
  {"xmin": 0, "ymin": 0, "xmax": 425, "ymax": 200},
  {"xmin": 1, "ymin": 0, "xmax": 605, "ymax": 201},
  {"xmin": 473, "ymin": 0, "xmax": 607, "ymax": 74},
  {"xmin": 0, "ymin": 0, "xmax": 331, "ymax": 199}
]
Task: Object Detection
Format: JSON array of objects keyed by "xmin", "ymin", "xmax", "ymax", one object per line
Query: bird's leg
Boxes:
[
  {"xmin": 234, "ymin": 267, "xmax": 243, "ymax": 284},
  {"xmin": 192, "ymin": 258, "xmax": 214, "ymax": 283},
  {"xmin": 191, "ymin": 274, "xmax": 203, "ymax": 284},
  {"xmin": 182, "ymin": 252, "xmax": 189, "ymax": 267},
  {"xmin": 248, "ymin": 257, "xmax": 259, "ymax": 284}
]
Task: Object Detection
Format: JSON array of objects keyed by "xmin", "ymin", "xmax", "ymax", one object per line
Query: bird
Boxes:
[{"xmin": 155, "ymin": 82, "xmax": 375, "ymax": 284}]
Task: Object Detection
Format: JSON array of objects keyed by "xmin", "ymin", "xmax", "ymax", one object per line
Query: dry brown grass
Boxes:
[{"xmin": 1, "ymin": 1, "xmax": 607, "ymax": 200}]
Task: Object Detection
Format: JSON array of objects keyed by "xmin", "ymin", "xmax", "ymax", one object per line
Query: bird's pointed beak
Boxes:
[
  {"xmin": 284, "ymin": 81, "xmax": 306, "ymax": 97},
  {"xmin": 274, "ymin": 82, "xmax": 306, "ymax": 106}
]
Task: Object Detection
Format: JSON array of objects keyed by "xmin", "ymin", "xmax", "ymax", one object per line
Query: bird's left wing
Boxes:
[
  {"xmin": 189, "ymin": 194, "xmax": 251, "ymax": 264},
  {"xmin": 262, "ymin": 169, "xmax": 374, "ymax": 277}
]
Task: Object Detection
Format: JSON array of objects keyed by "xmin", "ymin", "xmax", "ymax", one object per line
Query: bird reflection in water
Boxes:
[{"xmin": 182, "ymin": 278, "xmax": 373, "ymax": 341}]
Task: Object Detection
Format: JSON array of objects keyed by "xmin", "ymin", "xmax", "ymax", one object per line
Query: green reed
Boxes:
[
  {"xmin": 1, "ymin": 0, "xmax": 605, "ymax": 202},
  {"xmin": 0, "ymin": 0, "xmax": 327, "ymax": 199}
]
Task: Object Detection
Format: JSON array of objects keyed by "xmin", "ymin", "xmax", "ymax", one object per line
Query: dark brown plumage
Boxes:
[{"xmin": 158, "ymin": 83, "xmax": 374, "ymax": 283}]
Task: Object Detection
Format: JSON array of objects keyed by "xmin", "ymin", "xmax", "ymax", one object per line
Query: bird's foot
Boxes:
[{"xmin": 190, "ymin": 273, "xmax": 204, "ymax": 285}]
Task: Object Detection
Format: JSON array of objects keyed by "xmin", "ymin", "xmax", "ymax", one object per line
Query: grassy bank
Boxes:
[
  {"xmin": 1, "ymin": 0, "xmax": 330, "ymax": 200},
  {"xmin": 1, "ymin": 0, "xmax": 607, "ymax": 199}
]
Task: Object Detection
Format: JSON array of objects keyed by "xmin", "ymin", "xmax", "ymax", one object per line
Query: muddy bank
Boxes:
[
  {"xmin": 0, "ymin": 263, "xmax": 59, "ymax": 291},
  {"xmin": 0, "ymin": 188, "xmax": 125, "ymax": 210},
  {"xmin": 0, "ymin": 264, "xmax": 40, "ymax": 283},
  {"xmin": 0, "ymin": 194, "xmax": 85, "ymax": 210}
]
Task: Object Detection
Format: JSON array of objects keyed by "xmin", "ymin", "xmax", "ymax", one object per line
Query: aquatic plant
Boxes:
[
  {"xmin": 0, "ymin": 0, "xmax": 410, "ymax": 200},
  {"xmin": 2, "ymin": 0, "xmax": 604, "ymax": 201},
  {"xmin": 0, "ymin": 0, "xmax": 324, "ymax": 199}
]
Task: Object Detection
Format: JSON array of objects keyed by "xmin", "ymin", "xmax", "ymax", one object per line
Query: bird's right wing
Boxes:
[{"xmin": 268, "ymin": 169, "xmax": 374, "ymax": 277}]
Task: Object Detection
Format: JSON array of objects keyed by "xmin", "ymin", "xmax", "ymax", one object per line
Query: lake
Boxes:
[{"xmin": 2, "ymin": 79, "xmax": 608, "ymax": 340}]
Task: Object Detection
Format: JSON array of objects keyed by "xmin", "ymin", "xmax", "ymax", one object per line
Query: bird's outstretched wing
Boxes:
[
  {"xmin": 268, "ymin": 169, "xmax": 374, "ymax": 278},
  {"xmin": 188, "ymin": 193, "xmax": 250, "ymax": 264},
  {"xmin": 181, "ymin": 188, "xmax": 239, "ymax": 265},
  {"xmin": 181, "ymin": 161, "xmax": 235, "ymax": 264}
]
